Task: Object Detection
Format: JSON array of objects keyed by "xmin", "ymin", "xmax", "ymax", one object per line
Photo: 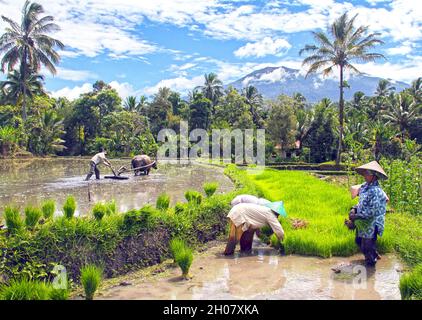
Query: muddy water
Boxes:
[
  {"xmin": 101, "ymin": 240, "xmax": 403, "ymax": 300},
  {"xmin": 0, "ymin": 158, "xmax": 233, "ymax": 217}
]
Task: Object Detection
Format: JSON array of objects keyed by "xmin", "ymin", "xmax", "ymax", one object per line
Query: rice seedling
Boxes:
[
  {"xmin": 400, "ymin": 264, "xmax": 422, "ymax": 300},
  {"xmin": 24, "ymin": 206, "xmax": 42, "ymax": 230},
  {"xmin": 270, "ymin": 233, "xmax": 281, "ymax": 249},
  {"xmin": 92, "ymin": 203, "xmax": 107, "ymax": 221},
  {"xmin": 170, "ymin": 238, "xmax": 185, "ymax": 261},
  {"xmin": 106, "ymin": 199, "xmax": 117, "ymax": 215},
  {"xmin": 41, "ymin": 200, "xmax": 56, "ymax": 220},
  {"xmin": 203, "ymin": 182, "xmax": 219, "ymax": 197},
  {"xmin": 174, "ymin": 202, "xmax": 186, "ymax": 214},
  {"xmin": 156, "ymin": 193, "xmax": 170, "ymax": 210},
  {"xmin": 3, "ymin": 206, "xmax": 23, "ymax": 234},
  {"xmin": 176, "ymin": 247, "xmax": 193, "ymax": 280},
  {"xmin": 63, "ymin": 196, "xmax": 76, "ymax": 219},
  {"xmin": 0, "ymin": 279, "xmax": 51, "ymax": 300},
  {"xmin": 80, "ymin": 264, "xmax": 103, "ymax": 300},
  {"xmin": 184, "ymin": 190, "xmax": 202, "ymax": 205}
]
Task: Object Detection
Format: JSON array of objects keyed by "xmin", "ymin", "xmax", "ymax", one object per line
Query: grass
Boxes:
[
  {"xmin": 0, "ymin": 278, "xmax": 69, "ymax": 300},
  {"xmin": 3, "ymin": 206, "xmax": 23, "ymax": 234},
  {"xmin": 203, "ymin": 182, "xmax": 219, "ymax": 197},
  {"xmin": 24, "ymin": 206, "xmax": 42, "ymax": 230},
  {"xmin": 156, "ymin": 193, "xmax": 170, "ymax": 210},
  {"xmin": 41, "ymin": 200, "xmax": 56, "ymax": 220},
  {"xmin": 170, "ymin": 239, "xmax": 193, "ymax": 279},
  {"xmin": 400, "ymin": 264, "xmax": 422, "ymax": 300},
  {"xmin": 63, "ymin": 196, "xmax": 76, "ymax": 219},
  {"xmin": 80, "ymin": 264, "xmax": 103, "ymax": 300}
]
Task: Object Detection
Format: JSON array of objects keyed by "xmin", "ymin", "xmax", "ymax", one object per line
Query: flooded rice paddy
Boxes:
[{"xmin": 0, "ymin": 158, "xmax": 233, "ymax": 217}]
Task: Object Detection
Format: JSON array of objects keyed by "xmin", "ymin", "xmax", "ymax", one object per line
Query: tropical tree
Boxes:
[
  {"xmin": 146, "ymin": 87, "xmax": 172, "ymax": 136},
  {"xmin": 0, "ymin": 0, "xmax": 64, "ymax": 120},
  {"xmin": 408, "ymin": 77, "xmax": 422, "ymax": 104},
  {"xmin": 300, "ymin": 12, "xmax": 384, "ymax": 165},
  {"xmin": 196, "ymin": 73, "xmax": 223, "ymax": 107},
  {"xmin": 0, "ymin": 125, "xmax": 19, "ymax": 156},
  {"xmin": 242, "ymin": 85, "xmax": 264, "ymax": 127},
  {"xmin": 123, "ymin": 96, "xmax": 137, "ymax": 112}
]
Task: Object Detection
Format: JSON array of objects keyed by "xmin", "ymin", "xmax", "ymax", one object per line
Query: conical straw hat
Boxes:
[{"xmin": 355, "ymin": 161, "xmax": 388, "ymax": 180}]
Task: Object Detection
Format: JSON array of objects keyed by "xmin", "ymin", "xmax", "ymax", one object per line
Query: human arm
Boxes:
[{"xmin": 267, "ymin": 214, "xmax": 285, "ymax": 241}]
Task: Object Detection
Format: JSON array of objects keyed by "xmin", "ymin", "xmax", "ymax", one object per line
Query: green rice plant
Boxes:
[
  {"xmin": 122, "ymin": 205, "xmax": 158, "ymax": 233},
  {"xmin": 170, "ymin": 239, "xmax": 193, "ymax": 279},
  {"xmin": 174, "ymin": 202, "xmax": 186, "ymax": 214},
  {"xmin": 270, "ymin": 233, "xmax": 281, "ymax": 249},
  {"xmin": 80, "ymin": 264, "xmax": 103, "ymax": 300},
  {"xmin": 184, "ymin": 190, "xmax": 202, "ymax": 205},
  {"xmin": 92, "ymin": 203, "xmax": 107, "ymax": 221},
  {"xmin": 24, "ymin": 206, "xmax": 42, "ymax": 230},
  {"xmin": 0, "ymin": 279, "xmax": 51, "ymax": 300},
  {"xmin": 63, "ymin": 196, "xmax": 76, "ymax": 219},
  {"xmin": 203, "ymin": 182, "xmax": 219, "ymax": 197},
  {"xmin": 156, "ymin": 193, "xmax": 170, "ymax": 210},
  {"xmin": 3, "ymin": 206, "xmax": 23, "ymax": 234},
  {"xmin": 41, "ymin": 200, "xmax": 56, "ymax": 220},
  {"xmin": 49, "ymin": 287, "xmax": 70, "ymax": 300},
  {"xmin": 400, "ymin": 264, "xmax": 422, "ymax": 300},
  {"xmin": 106, "ymin": 199, "xmax": 117, "ymax": 215}
]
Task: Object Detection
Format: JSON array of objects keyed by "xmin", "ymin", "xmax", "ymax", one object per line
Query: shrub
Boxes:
[
  {"xmin": 400, "ymin": 264, "xmax": 422, "ymax": 300},
  {"xmin": 24, "ymin": 206, "xmax": 42, "ymax": 230},
  {"xmin": 41, "ymin": 200, "xmax": 56, "ymax": 220},
  {"xmin": 0, "ymin": 279, "xmax": 51, "ymax": 300},
  {"xmin": 203, "ymin": 182, "xmax": 218, "ymax": 197},
  {"xmin": 184, "ymin": 190, "xmax": 202, "ymax": 205},
  {"xmin": 63, "ymin": 196, "xmax": 76, "ymax": 219},
  {"xmin": 92, "ymin": 203, "xmax": 108, "ymax": 221},
  {"xmin": 170, "ymin": 238, "xmax": 193, "ymax": 279},
  {"xmin": 80, "ymin": 264, "xmax": 103, "ymax": 300},
  {"xmin": 156, "ymin": 193, "xmax": 170, "ymax": 210},
  {"xmin": 3, "ymin": 206, "xmax": 23, "ymax": 234}
]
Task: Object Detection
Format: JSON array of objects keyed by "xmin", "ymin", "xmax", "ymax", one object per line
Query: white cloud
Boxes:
[
  {"xmin": 142, "ymin": 75, "xmax": 204, "ymax": 96},
  {"xmin": 109, "ymin": 81, "xmax": 140, "ymax": 100},
  {"xmin": 385, "ymin": 41, "xmax": 414, "ymax": 56},
  {"xmin": 51, "ymin": 67, "xmax": 97, "ymax": 82},
  {"xmin": 51, "ymin": 83, "xmax": 92, "ymax": 100},
  {"xmin": 258, "ymin": 67, "xmax": 288, "ymax": 82},
  {"xmin": 234, "ymin": 37, "xmax": 291, "ymax": 58}
]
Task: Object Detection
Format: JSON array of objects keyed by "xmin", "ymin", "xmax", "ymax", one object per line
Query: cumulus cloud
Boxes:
[
  {"xmin": 234, "ymin": 37, "xmax": 291, "ymax": 58},
  {"xmin": 258, "ymin": 67, "xmax": 288, "ymax": 83},
  {"xmin": 142, "ymin": 75, "xmax": 204, "ymax": 96},
  {"xmin": 51, "ymin": 68, "xmax": 98, "ymax": 82},
  {"xmin": 51, "ymin": 83, "xmax": 92, "ymax": 100}
]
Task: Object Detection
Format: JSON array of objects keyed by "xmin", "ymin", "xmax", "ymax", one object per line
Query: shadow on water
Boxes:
[{"xmin": 0, "ymin": 158, "xmax": 233, "ymax": 217}]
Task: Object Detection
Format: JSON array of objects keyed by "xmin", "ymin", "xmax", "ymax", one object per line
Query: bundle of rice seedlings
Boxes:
[
  {"xmin": 63, "ymin": 196, "xmax": 76, "ymax": 219},
  {"xmin": 41, "ymin": 200, "xmax": 56, "ymax": 220},
  {"xmin": 3, "ymin": 206, "xmax": 23, "ymax": 234},
  {"xmin": 80, "ymin": 264, "xmax": 103, "ymax": 300},
  {"xmin": 156, "ymin": 193, "xmax": 170, "ymax": 210},
  {"xmin": 170, "ymin": 238, "xmax": 193, "ymax": 279},
  {"xmin": 203, "ymin": 182, "xmax": 218, "ymax": 197},
  {"xmin": 184, "ymin": 190, "xmax": 202, "ymax": 205},
  {"xmin": 24, "ymin": 206, "xmax": 42, "ymax": 230}
]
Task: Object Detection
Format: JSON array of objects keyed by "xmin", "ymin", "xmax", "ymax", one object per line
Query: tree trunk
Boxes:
[{"xmin": 336, "ymin": 66, "xmax": 345, "ymax": 166}]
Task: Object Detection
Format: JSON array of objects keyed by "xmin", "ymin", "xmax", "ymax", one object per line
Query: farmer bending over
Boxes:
[
  {"xmin": 347, "ymin": 161, "xmax": 388, "ymax": 267},
  {"xmin": 85, "ymin": 148, "xmax": 112, "ymax": 181},
  {"xmin": 224, "ymin": 202, "xmax": 285, "ymax": 255}
]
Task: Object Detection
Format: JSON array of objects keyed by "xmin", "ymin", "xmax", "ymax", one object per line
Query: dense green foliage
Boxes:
[{"xmin": 80, "ymin": 264, "xmax": 103, "ymax": 300}]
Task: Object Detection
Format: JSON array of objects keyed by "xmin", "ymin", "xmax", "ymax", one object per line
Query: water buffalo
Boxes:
[{"xmin": 131, "ymin": 155, "xmax": 157, "ymax": 176}]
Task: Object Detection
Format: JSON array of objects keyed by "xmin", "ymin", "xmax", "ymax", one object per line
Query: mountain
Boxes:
[{"xmin": 228, "ymin": 66, "xmax": 410, "ymax": 102}]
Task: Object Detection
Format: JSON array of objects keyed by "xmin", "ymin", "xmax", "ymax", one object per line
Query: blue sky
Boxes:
[{"xmin": 1, "ymin": 0, "xmax": 421, "ymax": 101}]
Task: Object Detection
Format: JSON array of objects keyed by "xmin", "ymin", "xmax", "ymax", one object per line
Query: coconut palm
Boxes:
[
  {"xmin": 124, "ymin": 96, "xmax": 137, "ymax": 112},
  {"xmin": 408, "ymin": 77, "xmax": 422, "ymax": 103},
  {"xmin": 375, "ymin": 79, "xmax": 396, "ymax": 98},
  {"xmin": 299, "ymin": 13, "xmax": 385, "ymax": 165},
  {"xmin": 383, "ymin": 92, "xmax": 421, "ymax": 142},
  {"xmin": 0, "ymin": 0, "xmax": 64, "ymax": 120},
  {"xmin": 242, "ymin": 85, "xmax": 263, "ymax": 127},
  {"xmin": 196, "ymin": 73, "xmax": 223, "ymax": 107},
  {"xmin": 0, "ymin": 68, "xmax": 45, "ymax": 108}
]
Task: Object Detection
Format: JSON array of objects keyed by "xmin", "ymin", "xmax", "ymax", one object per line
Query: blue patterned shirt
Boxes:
[{"xmin": 355, "ymin": 180, "xmax": 387, "ymax": 238}]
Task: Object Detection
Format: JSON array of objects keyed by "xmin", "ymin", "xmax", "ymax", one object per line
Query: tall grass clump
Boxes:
[
  {"xmin": 80, "ymin": 264, "xmax": 103, "ymax": 300},
  {"xmin": 0, "ymin": 279, "xmax": 51, "ymax": 300},
  {"xmin": 203, "ymin": 182, "xmax": 218, "ymax": 197},
  {"xmin": 400, "ymin": 264, "xmax": 422, "ymax": 300},
  {"xmin": 41, "ymin": 200, "xmax": 56, "ymax": 220},
  {"xmin": 170, "ymin": 239, "xmax": 193, "ymax": 279},
  {"xmin": 92, "ymin": 203, "xmax": 107, "ymax": 221},
  {"xmin": 3, "ymin": 206, "xmax": 23, "ymax": 234},
  {"xmin": 24, "ymin": 206, "xmax": 42, "ymax": 230},
  {"xmin": 156, "ymin": 193, "xmax": 170, "ymax": 210},
  {"xmin": 185, "ymin": 190, "xmax": 202, "ymax": 205},
  {"xmin": 63, "ymin": 196, "xmax": 76, "ymax": 219}
]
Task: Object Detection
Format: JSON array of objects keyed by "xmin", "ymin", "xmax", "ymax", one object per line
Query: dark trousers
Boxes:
[
  {"xmin": 355, "ymin": 228, "xmax": 380, "ymax": 266},
  {"xmin": 85, "ymin": 161, "xmax": 100, "ymax": 180},
  {"xmin": 224, "ymin": 220, "xmax": 256, "ymax": 255}
]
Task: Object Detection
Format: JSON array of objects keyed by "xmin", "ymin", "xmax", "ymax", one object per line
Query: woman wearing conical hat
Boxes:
[{"xmin": 348, "ymin": 161, "xmax": 389, "ymax": 267}]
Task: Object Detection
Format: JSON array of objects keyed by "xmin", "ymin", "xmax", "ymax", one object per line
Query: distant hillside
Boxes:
[{"xmin": 228, "ymin": 66, "xmax": 409, "ymax": 102}]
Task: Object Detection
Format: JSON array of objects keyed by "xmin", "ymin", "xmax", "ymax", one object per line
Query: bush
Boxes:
[
  {"xmin": 203, "ymin": 182, "xmax": 218, "ymax": 197},
  {"xmin": 3, "ymin": 206, "xmax": 23, "ymax": 234},
  {"xmin": 24, "ymin": 206, "xmax": 42, "ymax": 230},
  {"xmin": 41, "ymin": 200, "xmax": 56, "ymax": 220},
  {"xmin": 170, "ymin": 239, "xmax": 193, "ymax": 279},
  {"xmin": 156, "ymin": 193, "xmax": 170, "ymax": 211},
  {"xmin": 80, "ymin": 264, "xmax": 103, "ymax": 300},
  {"xmin": 63, "ymin": 196, "xmax": 76, "ymax": 219},
  {"xmin": 400, "ymin": 264, "xmax": 422, "ymax": 300},
  {"xmin": 0, "ymin": 279, "xmax": 51, "ymax": 300},
  {"xmin": 184, "ymin": 190, "xmax": 202, "ymax": 205},
  {"xmin": 92, "ymin": 203, "xmax": 108, "ymax": 221}
]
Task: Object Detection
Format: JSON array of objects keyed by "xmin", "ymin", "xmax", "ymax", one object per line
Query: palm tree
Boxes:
[
  {"xmin": 375, "ymin": 79, "xmax": 396, "ymax": 97},
  {"xmin": 0, "ymin": 0, "xmax": 64, "ymax": 120},
  {"xmin": 0, "ymin": 69, "xmax": 45, "ymax": 111},
  {"xmin": 196, "ymin": 73, "xmax": 223, "ymax": 107},
  {"xmin": 242, "ymin": 85, "xmax": 263, "ymax": 127},
  {"xmin": 383, "ymin": 92, "xmax": 421, "ymax": 142},
  {"xmin": 124, "ymin": 96, "xmax": 137, "ymax": 112},
  {"xmin": 408, "ymin": 77, "xmax": 422, "ymax": 103},
  {"xmin": 299, "ymin": 13, "xmax": 384, "ymax": 165}
]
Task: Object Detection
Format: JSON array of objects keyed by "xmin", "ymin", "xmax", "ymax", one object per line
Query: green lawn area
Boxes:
[{"xmin": 247, "ymin": 169, "xmax": 422, "ymax": 265}]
